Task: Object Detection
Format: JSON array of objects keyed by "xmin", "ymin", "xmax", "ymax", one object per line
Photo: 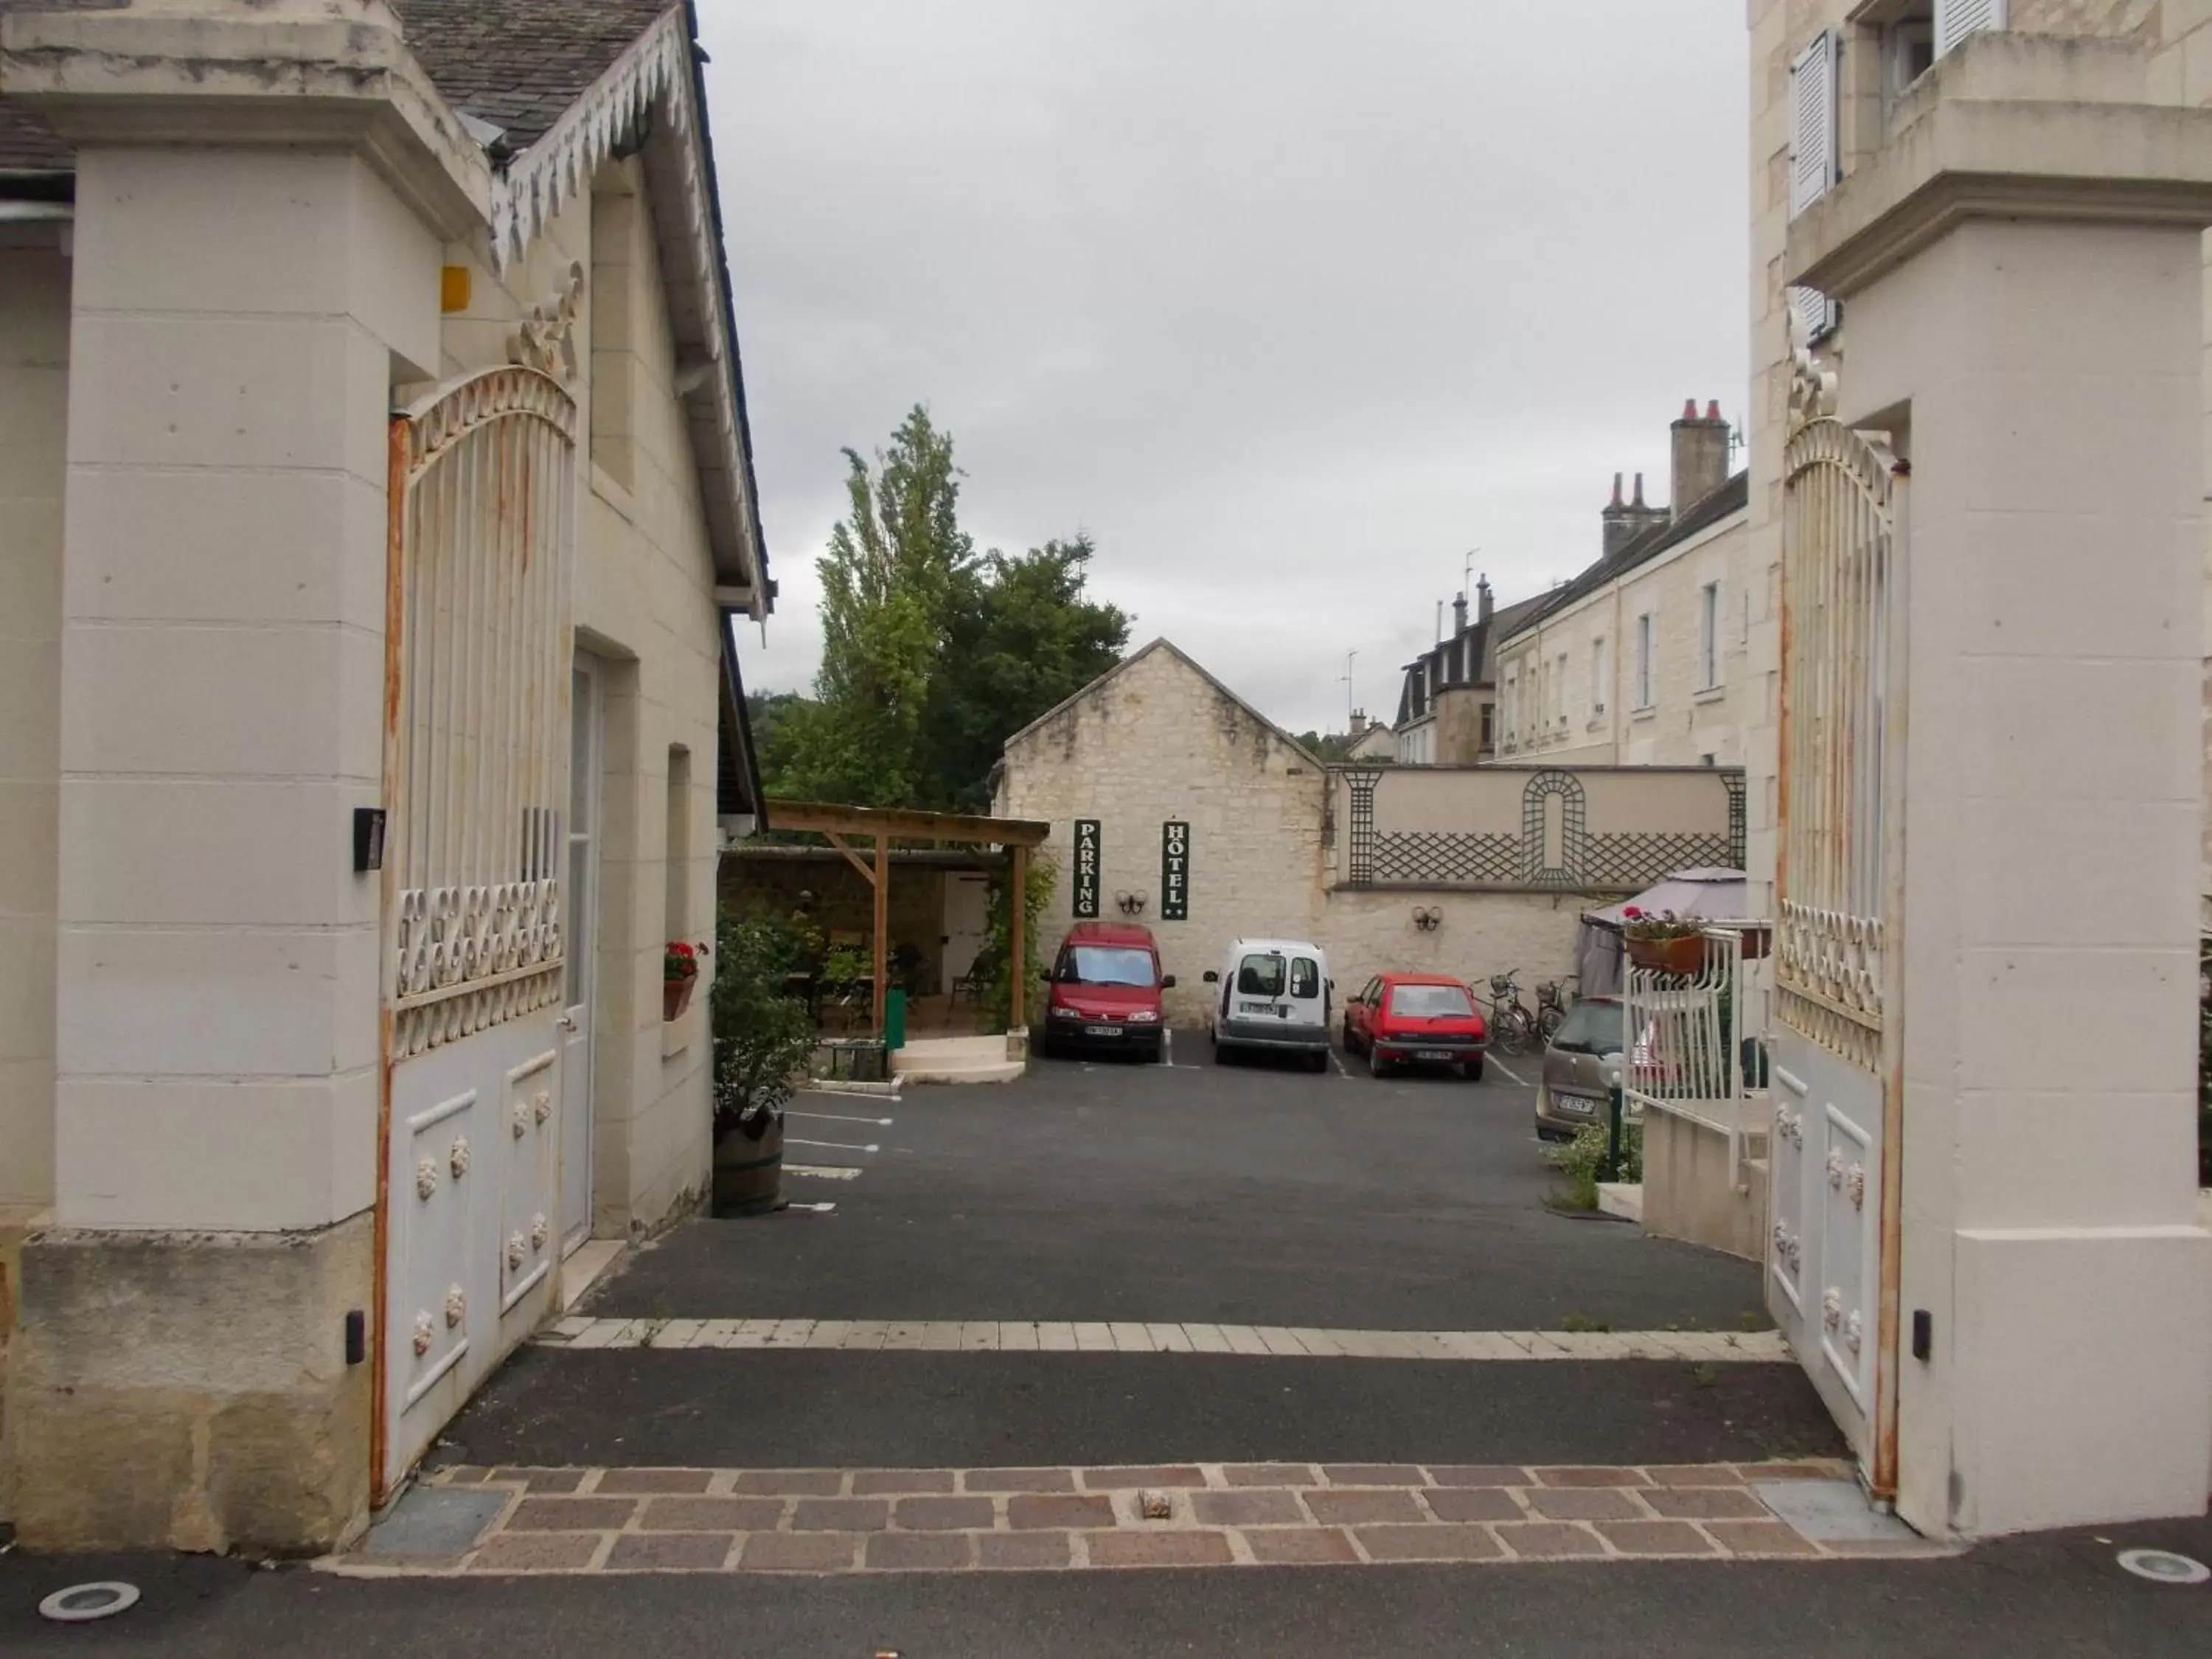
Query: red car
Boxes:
[
  {"xmin": 1341, "ymin": 973, "xmax": 1489, "ymax": 1080},
  {"xmin": 1038, "ymin": 921, "xmax": 1175, "ymax": 1063}
]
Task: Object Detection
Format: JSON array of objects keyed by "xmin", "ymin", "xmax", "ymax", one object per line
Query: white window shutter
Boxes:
[
  {"xmin": 1787, "ymin": 285, "xmax": 1842, "ymax": 347},
  {"xmin": 1789, "ymin": 31, "xmax": 1837, "ymax": 219},
  {"xmin": 1935, "ymin": 0, "xmax": 2006, "ymax": 58}
]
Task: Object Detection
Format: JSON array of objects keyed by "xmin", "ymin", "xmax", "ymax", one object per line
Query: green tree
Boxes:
[
  {"xmin": 925, "ymin": 536, "xmax": 1129, "ymax": 812},
  {"xmin": 1293, "ymin": 729, "xmax": 1357, "ymax": 763},
  {"xmin": 772, "ymin": 406, "xmax": 973, "ymax": 807},
  {"xmin": 765, "ymin": 407, "xmax": 1130, "ymax": 813}
]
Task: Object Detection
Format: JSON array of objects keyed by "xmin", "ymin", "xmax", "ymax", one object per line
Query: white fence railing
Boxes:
[{"xmin": 1623, "ymin": 928, "xmax": 1770, "ymax": 1180}]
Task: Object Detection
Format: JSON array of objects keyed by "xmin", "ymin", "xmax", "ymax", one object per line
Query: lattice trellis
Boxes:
[
  {"xmin": 1724, "ymin": 772, "xmax": 1747, "ymax": 871},
  {"xmin": 1583, "ymin": 833, "xmax": 1736, "ymax": 888},
  {"xmin": 1372, "ymin": 832, "xmax": 1522, "ymax": 886},
  {"xmin": 1344, "ymin": 770, "xmax": 1383, "ymax": 885},
  {"xmin": 1520, "ymin": 771, "xmax": 1588, "ymax": 887}
]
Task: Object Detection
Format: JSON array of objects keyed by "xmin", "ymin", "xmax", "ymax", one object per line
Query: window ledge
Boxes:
[
  {"xmin": 1631, "ymin": 705, "xmax": 1658, "ymax": 723},
  {"xmin": 1587, "ymin": 715, "xmax": 1607, "ymax": 731},
  {"xmin": 1694, "ymin": 684, "xmax": 1727, "ymax": 705}
]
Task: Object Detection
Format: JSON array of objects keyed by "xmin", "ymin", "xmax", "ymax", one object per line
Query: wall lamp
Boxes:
[
  {"xmin": 1116, "ymin": 891, "xmax": 1149, "ymax": 917},
  {"xmin": 1412, "ymin": 907, "xmax": 1442, "ymax": 933}
]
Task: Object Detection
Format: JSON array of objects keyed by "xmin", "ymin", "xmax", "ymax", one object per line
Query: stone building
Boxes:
[
  {"xmin": 995, "ymin": 640, "xmax": 1745, "ymax": 1026},
  {"xmin": 1389, "ymin": 579, "xmax": 1551, "ymax": 764},
  {"xmin": 1494, "ymin": 402, "xmax": 1752, "ymax": 767},
  {"xmin": 0, "ymin": 0, "xmax": 771, "ymax": 1551}
]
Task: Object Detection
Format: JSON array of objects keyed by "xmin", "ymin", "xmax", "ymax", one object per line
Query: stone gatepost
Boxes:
[
  {"xmin": 1787, "ymin": 35, "xmax": 2212, "ymax": 1537},
  {"xmin": 0, "ymin": 0, "xmax": 485, "ymax": 1551}
]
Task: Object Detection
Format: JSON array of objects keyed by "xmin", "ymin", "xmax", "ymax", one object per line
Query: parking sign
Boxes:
[{"xmin": 1073, "ymin": 819, "xmax": 1101, "ymax": 918}]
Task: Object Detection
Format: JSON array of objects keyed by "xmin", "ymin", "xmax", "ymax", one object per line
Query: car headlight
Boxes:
[
  {"xmin": 1050, "ymin": 1006, "xmax": 1080, "ymax": 1020},
  {"xmin": 1127, "ymin": 1009, "xmax": 1160, "ymax": 1023}
]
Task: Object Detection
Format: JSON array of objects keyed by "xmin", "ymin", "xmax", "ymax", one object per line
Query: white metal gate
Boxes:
[
  {"xmin": 378, "ymin": 366, "xmax": 577, "ymax": 1498},
  {"xmin": 1772, "ymin": 407, "xmax": 1905, "ymax": 1490},
  {"xmin": 1622, "ymin": 929, "xmax": 1765, "ymax": 1182}
]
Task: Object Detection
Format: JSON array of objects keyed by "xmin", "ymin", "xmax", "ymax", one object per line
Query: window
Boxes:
[
  {"xmin": 1634, "ymin": 613, "xmax": 1655, "ymax": 709},
  {"xmin": 664, "ymin": 745, "xmax": 691, "ymax": 938},
  {"xmin": 1555, "ymin": 654, "xmax": 1568, "ymax": 727},
  {"xmin": 1592, "ymin": 638, "xmax": 1607, "ymax": 714},
  {"xmin": 1884, "ymin": 3, "xmax": 1937, "ymax": 95},
  {"xmin": 1289, "ymin": 958, "xmax": 1321, "ymax": 1000},
  {"xmin": 1699, "ymin": 581, "xmax": 1721, "ymax": 690},
  {"xmin": 1550, "ymin": 998, "xmax": 1622, "ymax": 1058},
  {"xmin": 1480, "ymin": 703, "xmax": 1495, "ymax": 751},
  {"xmin": 1237, "ymin": 954, "xmax": 1287, "ymax": 997},
  {"xmin": 1059, "ymin": 946, "xmax": 1157, "ymax": 988},
  {"xmin": 1387, "ymin": 983, "xmax": 1475, "ymax": 1020}
]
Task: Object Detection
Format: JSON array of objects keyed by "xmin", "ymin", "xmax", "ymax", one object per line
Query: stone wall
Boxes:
[
  {"xmin": 0, "ymin": 240, "xmax": 64, "ymax": 1222},
  {"xmin": 1316, "ymin": 888, "xmax": 1591, "ymax": 1018},
  {"xmin": 997, "ymin": 642, "xmax": 1329, "ymax": 1027}
]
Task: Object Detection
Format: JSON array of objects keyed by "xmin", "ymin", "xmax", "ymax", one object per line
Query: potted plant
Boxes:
[
  {"xmin": 664, "ymin": 940, "xmax": 705, "ymax": 1021},
  {"xmin": 1621, "ymin": 907, "xmax": 1706, "ymax": 977},
  {"xmin": 710, "ymin": 914, "xmax": 821, "ymax": 1216}
]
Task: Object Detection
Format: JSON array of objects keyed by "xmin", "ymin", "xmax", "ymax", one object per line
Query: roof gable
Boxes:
[{"xmin": 1001, "ymin": 638, "xmax": 1324, "ymax": 770}]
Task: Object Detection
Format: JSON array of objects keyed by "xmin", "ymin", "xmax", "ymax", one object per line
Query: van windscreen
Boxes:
[
  {"xmin": 1061, "ymin": 946, "xmax": 1156, "ymax": 987},
  {"xmin": 1236, "ymin": 955, "xmax": 1286, "ymax": 996}
]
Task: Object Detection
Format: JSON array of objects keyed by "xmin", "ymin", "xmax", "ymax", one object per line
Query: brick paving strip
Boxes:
[
  {"xmin": 542, "ymin": 1318, "xmax": 1793, "ymax": 1362},
  {"xmin": 321, "ymin": 1459, "xmax": 1965, "ymax": 1578}
]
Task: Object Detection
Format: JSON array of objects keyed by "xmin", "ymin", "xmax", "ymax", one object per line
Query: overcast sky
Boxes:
[{"xmin": 696, "ymin": 0, "xmax": 1749, "ymax": 737}]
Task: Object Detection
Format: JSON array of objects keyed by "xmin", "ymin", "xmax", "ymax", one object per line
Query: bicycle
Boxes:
[
  {"xmin": 1534, "ymin": 978, "xmax": 1572, "ymax": 1046},
  {"xmin": 1487, "ymin": 973, "xmax": 1540, "ymax": 1057}
]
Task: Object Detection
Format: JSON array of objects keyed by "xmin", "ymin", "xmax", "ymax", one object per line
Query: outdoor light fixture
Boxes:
[
  {"xmin": 1116, "ymin": 891, "xmax": 1148, "ymax": 917},
  {"xmin": 1412, "ymin": 906, "xmax": 1441, "ymax": 932}
]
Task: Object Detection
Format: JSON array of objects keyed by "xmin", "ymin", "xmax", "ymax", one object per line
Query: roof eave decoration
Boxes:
[{"xmin": 487, "ymin": 7, "xmax": 767, "ymax": 616}]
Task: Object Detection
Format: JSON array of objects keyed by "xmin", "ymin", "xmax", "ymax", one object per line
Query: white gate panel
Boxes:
[{"xmin": 380, "ymin": 366, "xmax": 577, "ymax": 1497}]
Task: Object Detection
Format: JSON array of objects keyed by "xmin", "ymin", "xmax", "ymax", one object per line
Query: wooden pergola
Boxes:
[{"xmin": 762, "ymin": 800, "xmax": 1054, "ymax": 1034}]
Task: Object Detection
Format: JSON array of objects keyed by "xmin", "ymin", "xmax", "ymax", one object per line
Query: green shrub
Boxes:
[
  {"xmin": 709, "ymin": 912, "xmax": 821, "ymax": 1140},
  {"xmin": 1545, "ymin": 1116, "xmax": 1644, "ymax": 1211},
  {"xmin": 981, "ymin": 858, "xmax": 1056, "ymax": 1032}
]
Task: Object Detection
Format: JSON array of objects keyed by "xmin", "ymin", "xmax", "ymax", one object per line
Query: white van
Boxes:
[{"xmin": 1203, "ymin": 938, "xmax": 1332, "ymax": 1071}]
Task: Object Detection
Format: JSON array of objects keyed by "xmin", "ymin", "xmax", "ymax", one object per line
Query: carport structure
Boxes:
[{"xmin": 762, "ymin": 801, "xmax": 1054, "ymax": 1035}]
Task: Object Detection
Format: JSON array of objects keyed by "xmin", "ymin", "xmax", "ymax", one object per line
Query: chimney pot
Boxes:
[
  {"xmin": 1478, "ymin": 575, "xmax": 1494, "ymax": 624},
  {"xmin": 1632, "ymin": 472, "xmax": 1648, "ymax": 508},
  {"xmin": 1452, "ymin": 591, "xmax": 1469, "ymax": 635},
  {"xmin": 1706, "ymin": 399, "xmax": 1722, "ymax": 421},
  {"xmin": 1608, "ymin": 471, "xmax": 1624, "ymax": 510},
  {"xmin": 1683, "ymin": 398, "xmax": 1699, "ymax": 420}
]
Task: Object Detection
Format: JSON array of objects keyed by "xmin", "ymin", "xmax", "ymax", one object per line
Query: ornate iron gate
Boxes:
[
  {"xmin": 1772, "ymin": 389, "xmax": 1905, "ymax": 1490},
  {"xmin": 377, "ymin": 367, "xmax": 577, "ymax": 1496}
]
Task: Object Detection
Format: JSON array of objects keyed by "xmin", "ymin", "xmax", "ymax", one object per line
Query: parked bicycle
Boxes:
[
  {"xmin": 1487, "ymin": 972, "xmax": 1540, "ymax": 1057},
  {"xmin": 1534, "ymin": 978, "xmax": 1571, "ymax": 1046}
]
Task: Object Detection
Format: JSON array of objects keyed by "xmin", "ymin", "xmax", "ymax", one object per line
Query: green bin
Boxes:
[{"xmin": 886, "ymin": 988, "xmax": 907, "ymax": 1052}]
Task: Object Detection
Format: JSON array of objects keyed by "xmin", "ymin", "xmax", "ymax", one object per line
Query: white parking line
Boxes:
[
  {"xmin": 1329, "ymin": 1048, "xmax": 1349, "ymax": 1077},
  {"xmin": 786, "ymin": 1138, "xmax": 880, "ymax": 1153},
  {"xmin": 1486, "ymin": 1053, "xmax": 1531, "ymax": 1088},
  {"xmin": 1162, "ymin": 1029, "xmax": 1175, "ymax": 1068},
  {"xmin": 784, "ymin": 1164, "xmax": 863, "ymax": 1180},
  {"xmin": 787, "ymin": 1110, "xmax": 894, "ymax": 1127}
]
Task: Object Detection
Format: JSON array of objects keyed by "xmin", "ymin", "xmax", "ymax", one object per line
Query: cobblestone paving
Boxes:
[
  {"xmin": 540, "ymin": 1318, "xmax": 1792, "ymax": 1362},
  {"xmin": 326, "ymin": 1459, "xmax": 1959, "ymax": 1576}
]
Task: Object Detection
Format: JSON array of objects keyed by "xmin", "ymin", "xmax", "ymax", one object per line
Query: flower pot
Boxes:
[
  {"xmin": 663, "ymin": 974, "xmax": 697, "ymax": 1022},
  {"xmin": 713, "ymin": 1115, "xmax": 785, "ymax": 1217},
  {"xmin": 1625, "ymin": 933, "xmax": 1705, "ymax": 977}
]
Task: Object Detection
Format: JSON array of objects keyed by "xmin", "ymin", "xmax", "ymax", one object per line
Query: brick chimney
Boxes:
[
  {"xmin": 1452, "ymin": 591, "xmax": 1469, "ymax": 635},
  {"xmin": 1671, "ymin": 398, "xmax": 1731, "ymax": 521},
  {"xmin": 1477, "ymin": 575, "xmax": 1493, "ymax": 625},
  {"xmin": 1603, "ymin": 471, "xmax": 1668, "ymax": 559}
]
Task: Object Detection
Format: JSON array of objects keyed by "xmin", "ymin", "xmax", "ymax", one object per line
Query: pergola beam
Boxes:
[{"xmin": 765, "ymin": 799, "xmax": 1051, "ymax": 848}]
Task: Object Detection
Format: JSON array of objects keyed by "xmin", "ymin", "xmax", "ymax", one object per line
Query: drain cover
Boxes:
[
  {"xmin": 2117, "ymin": 1549, "xmax": 2210, "ymax": 1585},
  {"xmin": 39, "ymin": 1582, "xmax": 140, "ymax": 1624}
]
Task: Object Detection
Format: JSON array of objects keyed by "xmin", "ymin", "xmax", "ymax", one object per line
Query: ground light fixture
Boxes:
[
  {"xmin": 2115, "ymin": 1548, "xmax": 2209, "ymax": 1585},
  {"xmin": 1116, "ymin": 891, "xmax": 1147, "ymax": 917},
  {"xmin": 39, "ymin": 1582, "xmax": 140, "ymax": 1623}
]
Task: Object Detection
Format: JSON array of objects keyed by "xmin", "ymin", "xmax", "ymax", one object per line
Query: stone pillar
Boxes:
[
  {"xmin": 0, "ymin": 0, "xmax": 475, "ymax": 1551},
  {"xmin": 1787, "ymin": 35, "xmax": 2212, "ymax": 1537}
]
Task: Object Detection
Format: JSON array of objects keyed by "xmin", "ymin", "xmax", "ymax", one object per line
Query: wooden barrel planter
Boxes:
[{"xmin": 713, "ymin": 1115, "xmax": 785, "ymax": 1217}]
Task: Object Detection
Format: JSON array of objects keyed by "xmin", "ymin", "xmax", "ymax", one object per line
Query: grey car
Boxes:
[{"xmin": 1534, "ymin": 995, "xmax": 1630, "ymax": 1143}]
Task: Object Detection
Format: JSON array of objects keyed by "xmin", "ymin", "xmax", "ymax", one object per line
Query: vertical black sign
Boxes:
[
  {"xmin": 1073, "ymin": 819, "xmax": 1102, "ymax": 918},
  {"xmin": 1161, "ymin": 821, "xmax": 1191, "ymax": 921}
]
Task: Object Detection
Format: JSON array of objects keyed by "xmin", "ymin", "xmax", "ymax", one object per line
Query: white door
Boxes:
[
  {"xmin": 561, "ymin": 658, "xmax": 602, "ymax": 1253},
  {"xmin": 942, "ymin": 873, "xmax": 991, "ymax": 987}
]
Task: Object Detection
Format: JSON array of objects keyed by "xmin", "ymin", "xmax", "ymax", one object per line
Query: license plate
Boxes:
[
  {"xmin": 1416, "ymin": 1049, "xmax": 1453, "ymax": 1062},
  {"xmin": 1557, "ymin": 1095, "xmax": 1596, "ymax": 1116},
  {"xmin": 1238, "ymin": 1001, "xmax": 1277, "ymax": 1016},
  {"xmin": 1084, "ymin": 1025, "xmax": 1118, "ymax": 1037}
]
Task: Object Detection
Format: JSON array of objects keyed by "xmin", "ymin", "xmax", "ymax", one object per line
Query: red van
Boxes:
[{"xmin": 1039, "ymin": 922, "xmax": 1175, "ymax": 1062}]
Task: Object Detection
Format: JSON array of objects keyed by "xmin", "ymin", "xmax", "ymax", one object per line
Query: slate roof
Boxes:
[
  {"xmin": 0, "ymin": 0, "xmax": 680, "ymax": 178},
  {"xmin": 1501, "ymin": 470, "xmax": 1751, "ymax": 644}
]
